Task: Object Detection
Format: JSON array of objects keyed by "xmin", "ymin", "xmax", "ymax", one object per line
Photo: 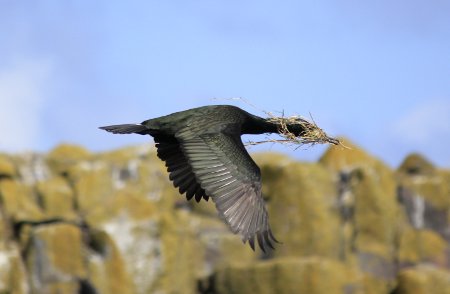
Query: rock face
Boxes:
[{"xmin": 0, "ymin": 141, "xmax": 449, "ymax": 294}]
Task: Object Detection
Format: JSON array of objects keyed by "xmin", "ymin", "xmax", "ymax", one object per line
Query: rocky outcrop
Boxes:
[{"xmin": 0, "ymin": 141, "xmax": 449, "ymax": 294}]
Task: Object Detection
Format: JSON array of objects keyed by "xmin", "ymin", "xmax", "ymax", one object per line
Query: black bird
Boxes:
[{"xmin": 100, "ymin": 105, "xmax": 332, "ymax": 252}]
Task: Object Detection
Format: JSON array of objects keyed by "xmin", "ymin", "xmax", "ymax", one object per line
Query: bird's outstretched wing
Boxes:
[
  {"xmin": 154, "ymin": 135, "xmax": 208, "ymax": 202},
  {"xmin": 176, "ymin": 131, "xmax": 278, "ymax": 252}
]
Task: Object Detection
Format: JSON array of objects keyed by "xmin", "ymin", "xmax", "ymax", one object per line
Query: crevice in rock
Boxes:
[
  {"xmin": 78, "ymin": 278, "xmax": 98, "ymax": 294},
  {"xmin": 83, "ymin": 229, "xmax": 111, "ymax": 258},
  {"xmin": 0, "ymin": 174, "xmax": 14, "ymax": 181},
  {"xmin": 197, "ymin": 274, "xmax": 217, "ymax": 294},
  {"xmin": 64, "ymin": 175, "xmax": 80, "ymax": 214},
  {"xmin": 337, "ymin": 170, "xmax": 355, "ymax": 222},
  {"xmin": 389, "ymin": 285, "xmax": 400, "ymax": 294},
  {"xmin": 13, "ymin": 218, "xmax": 68, "ymax": 239}
]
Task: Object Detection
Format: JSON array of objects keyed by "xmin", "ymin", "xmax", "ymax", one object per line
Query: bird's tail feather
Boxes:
[{"xmin": 99, "ymin": 124, "xmax": 149, "ymax": 135}]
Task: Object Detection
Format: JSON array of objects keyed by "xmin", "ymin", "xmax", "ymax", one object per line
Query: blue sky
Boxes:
[{"xmin": 1, "ymin": 1, "xmax": 449, "ymax": 167}]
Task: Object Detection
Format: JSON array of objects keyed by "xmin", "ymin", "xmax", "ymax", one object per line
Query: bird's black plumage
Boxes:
[{"xmin": 100, "ymin": 105, "xmax": 307, "ymax": 252}]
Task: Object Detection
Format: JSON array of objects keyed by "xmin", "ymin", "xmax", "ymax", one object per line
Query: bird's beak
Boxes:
[{"xmin": 327, "ymin": 137, "xmax": 340, "ymax": 146}]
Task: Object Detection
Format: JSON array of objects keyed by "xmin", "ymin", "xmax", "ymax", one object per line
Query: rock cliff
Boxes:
[{"xmin": 0, "ymin": 140, "xmax": 449, "ymax": 294}]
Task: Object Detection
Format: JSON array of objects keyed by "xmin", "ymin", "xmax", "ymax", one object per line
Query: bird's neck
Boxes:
[
  {"xmin": 241, "ymin": 115, "xmax": 282, "ymax": 135},
  {"xmin": 241, "ymin": 114, "xmax": 307, "ymax": 136}
]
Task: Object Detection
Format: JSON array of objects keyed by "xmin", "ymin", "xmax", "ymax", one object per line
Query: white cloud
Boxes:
[
  {"xmin": 0, "ymin": 58, "xmax": 53, "ymax": 152},
  {"xmin": 393, "ymin": 99, "xmax": 450, "ymax": 144}
]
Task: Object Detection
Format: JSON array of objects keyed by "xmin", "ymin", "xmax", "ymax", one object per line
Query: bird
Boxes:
[{"xmin": 100, "ymin": 105, "xmax": 336, "ymax": 252}]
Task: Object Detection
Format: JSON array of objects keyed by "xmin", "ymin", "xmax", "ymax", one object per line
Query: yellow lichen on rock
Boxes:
[
  {"xmin": 319, "ymin": 137, "xmax": 380, "ymax": 170},
  {"xmin": 46, "ymin": 282, "xmax": 80, "ymax": 294},
  {"xmin": 0, "ymin": 179, "xmax": 44, "ymax": 221},
  {"xmin": 0, "ymin": 245, "xmax": 29, "ymax": 294},
  {"xmin": 150, "ymin": 210, "xmax": 204, "ymax": 294},
  {"xmin": 0, "ymin": 143, "xmax": 449, "ymax": 294},
  {"xmin": 260, "ymin": 159, "xmax": 341, "ymax": 259},
  {"xmin": 396, "ymin": 266, "xmax": 450, "ymax": 294},
  {"xmin": 216, "ymin": 257, "xmax": 363, "ymax": 294},
  {"xmin": 35, "ymin": 176, "xmax": 77, "ymax": 220},
  {"xmin": 0, "ymin": 153, "xmax": 16, "ymax": 178},
  {"xmin": 22, "ymin": 223, "xmax": 94, "ymax": 293},
  {"xmin": 27, "ymin": 224, "xmax": 86, "ymax": 279},
  {"xmin": 46, "ymin": 144, "xmax": 91, "ymax": 176},
  {"xmin": 351, "ymin": 167, "xmax": 398, "ymax": 257},
  {"xmin": 398, "ymin": 153, "xmax": 436, "ymax": 176},
  {"xmin": 397, "ymin": 155, "xmax": 450, "ymax": 210},
  {"xmin": 399, "ymin": 228, "xmax": 448, "ymax": 266},
  {"xmin": 72, "ymin": 162, "xmax": 114, "ymax": 223},
  {"xmin": 87, "ymin": 230, "xmax": 135, "ymax": 294}
]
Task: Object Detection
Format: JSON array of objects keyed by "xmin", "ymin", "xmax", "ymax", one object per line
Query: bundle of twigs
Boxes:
[
  {"xmin": 246, "ymin": 112, "xmax": 345, "ymax": 149},
  {"xmin": 213, "ymin": 97, "xmax": 348, "ymax": 150}
]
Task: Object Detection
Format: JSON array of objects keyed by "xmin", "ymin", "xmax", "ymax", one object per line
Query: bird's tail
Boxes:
[{"xmin": 99, "ymin": 124, "xmax": 149, "ymax": 135}]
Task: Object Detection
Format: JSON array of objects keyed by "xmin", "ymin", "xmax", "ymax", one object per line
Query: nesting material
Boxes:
[
  {"xmin": 246, "ymin": 112, "xmax": 346, "ymax": 149},
  {"xmin": 211, "ymin": 97, "xmax": 346, "ymax": 149}
]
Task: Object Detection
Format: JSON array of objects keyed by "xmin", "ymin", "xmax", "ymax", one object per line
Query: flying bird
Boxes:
[{"xmin": 100, "ymin": 105, "xmax": 338, "ymax": 252}]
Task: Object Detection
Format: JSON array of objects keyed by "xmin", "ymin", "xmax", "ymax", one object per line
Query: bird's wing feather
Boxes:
[
  {"xmin": 99, "ymin": 124, "xmax": 149, "ymax": 135},
  {"xmin": 154, "ymin": 135, "xmax": 208, "ymax": 202},
  {"xmin": 176, "ymin": 131, "xmax": 278, "ymax": 252}
]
